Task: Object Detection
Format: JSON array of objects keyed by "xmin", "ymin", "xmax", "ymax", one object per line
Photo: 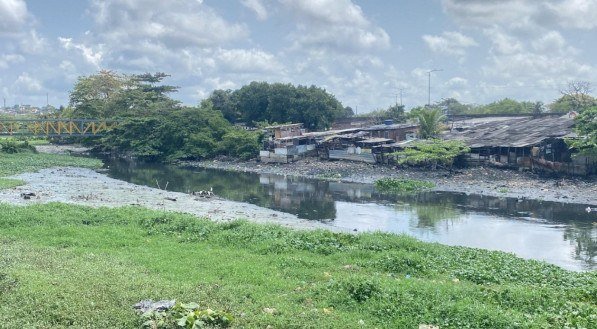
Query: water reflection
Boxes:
[{"xmin": 103, "ymin": 158, "xmax": 596, "ymax": 270}]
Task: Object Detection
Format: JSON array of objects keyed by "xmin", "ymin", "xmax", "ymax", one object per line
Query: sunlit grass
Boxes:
[{"xmin": 0, "ymin": 203, "xmax": 594, "ymax": 328}]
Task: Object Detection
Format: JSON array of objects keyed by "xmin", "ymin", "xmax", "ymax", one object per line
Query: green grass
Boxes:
[
  {"xmin": 0, "ymin": 152, "xmax": 102, "ymax": 176},
  {"xmin": 0, "ymin": 178, "xmax": 24, "ymax": 190},
  {"xmin": 0, "ymin": 203, "xmax": 594, "ymax": 328},
  {"xmin": 375, "ymin": 178, "xmax": 435, "ymax": 193}
]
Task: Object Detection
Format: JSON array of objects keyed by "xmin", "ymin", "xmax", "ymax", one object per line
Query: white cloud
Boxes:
[
  {"xmin": 0, "ymin": 0, "xmax": 28, "ymax": 36},
  {"xmin": 281, "ymin": 0, "xmax": 390, "ymax": 53},
  {"xmin": 0, "ymin": 53, "xmax": 24, "ymax": 69},
  {"xmin": 422, "ymin": 31, "xmax": 477, "ymax": 56},
  {"xmin": 548, "ymin": 0, "xmax": 597, "ymax": 29},
  {"xmin": 216, "ymin": 48, "xmax": 283, "ymax": 73},
  {"xmin": 13, "ymin": 72, "xmax": 42, "ymax": 93},
  {"xmin": 59, "ymin": 37, "xmax": 103, "ymax": 68},
  {"xmin": 90, "ymin": 0, "xmax": 248, "ymax": 49},
  {"xmin": 241, "ymin": 0, "xmax": 268, "ymax": 20},
  {"xmin": 441, "ymin": 0, "xmax": 540, "ymax": 30}
]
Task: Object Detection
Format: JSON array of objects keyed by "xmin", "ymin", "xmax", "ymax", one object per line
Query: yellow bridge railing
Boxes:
[{"xmin": 0, "ymin": 119, "xmax": 117, "ymax": 137}]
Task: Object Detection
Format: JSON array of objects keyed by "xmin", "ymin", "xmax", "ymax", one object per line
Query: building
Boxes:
[{"xmin": 442, "ymin": 115, "xmax": 596, "ymax": 176}]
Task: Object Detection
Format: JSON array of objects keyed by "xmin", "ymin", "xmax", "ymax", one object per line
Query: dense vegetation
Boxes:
[
  {"xmin": 207, "ymin": 82, "xmax": 352, "ymax": 129},
  {"xmin": 392, "ymin": 140, "xmax": 470, "ymax": 170},
  {"xmin": 569, "ymin": 106, "xmax": 597, "ymax": 156},
  {"xmin": 62, "ymin": 71, "xmax": 262, "ymax": 162},
  {"xmin": 0, "ymin": 203, "xmax": 595, "ymax": 328}
]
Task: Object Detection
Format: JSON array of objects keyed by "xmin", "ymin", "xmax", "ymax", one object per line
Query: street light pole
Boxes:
[{"xmin": 427, "ymin": 69, "xmax": 442, "ymax": 106}]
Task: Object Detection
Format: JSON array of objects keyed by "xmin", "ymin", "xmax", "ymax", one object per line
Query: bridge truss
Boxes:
[{"xmin": 0, "ymin": 119, "xmax": 117, "ymax": 137}]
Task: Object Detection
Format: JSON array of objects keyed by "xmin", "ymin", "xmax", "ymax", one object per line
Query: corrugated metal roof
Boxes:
[
  {"xmin": 365, "ymin": 123, "xmax": 419, "ymax": 131},
  {"xmin": 442, "ymin": 116, "xmax": 575, "ymax": 148}
]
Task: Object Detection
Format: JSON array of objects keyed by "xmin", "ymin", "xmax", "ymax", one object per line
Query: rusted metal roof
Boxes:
[
  {"xmin": 442, "ymin": 116, "xmax": 575, "ymax": 148},
  {"xmin": 364, "ymin": 123, "xmax": 419, "ymax": 131}
]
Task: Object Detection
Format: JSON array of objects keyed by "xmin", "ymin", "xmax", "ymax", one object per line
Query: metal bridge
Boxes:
[{"xmin": 0, "ymin": 119, "xmax": 117, "ymax": 137}]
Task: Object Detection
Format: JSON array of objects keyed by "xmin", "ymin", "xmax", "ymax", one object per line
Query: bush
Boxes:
[
  {"xmin": 374, "ymin": 178, "xmax": 434, "ymax": 193},
  {"xmin": 0, "ymin": 139, "xmax": 36, "ymax": 154}
]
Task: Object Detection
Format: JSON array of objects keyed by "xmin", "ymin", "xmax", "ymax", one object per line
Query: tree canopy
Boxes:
[
  {"xmin": 68, "ymin": 71, "xmax": 261, "ymax": 162},
  {"xmin": 207, "ymin": 82, "xmax": 349, "ymax": 130}
]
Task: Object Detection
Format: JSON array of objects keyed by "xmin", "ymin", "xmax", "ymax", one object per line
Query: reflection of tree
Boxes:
[
  {"xmin": 413, "ymin": 204, "xmax": 461, "ymax": 228},
  {"xmin": 563, "ymin": 223, "xmax": 596, "ymax": 269}
]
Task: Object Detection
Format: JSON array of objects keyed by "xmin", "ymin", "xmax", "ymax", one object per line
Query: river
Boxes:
[{"xmin": 103, "ymin": 158, "xmax": 596, "ymax": 271}]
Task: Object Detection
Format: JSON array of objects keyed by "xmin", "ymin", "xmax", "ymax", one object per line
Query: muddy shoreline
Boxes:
[
  {"xmin": 0, "ymin": 167, "xmax": 345, "ymax": 232},
  {"xmin": 186, "ymin": 158, "xmax": 597, "ymax": 206}
]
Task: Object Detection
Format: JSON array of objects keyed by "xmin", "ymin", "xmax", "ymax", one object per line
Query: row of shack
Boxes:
[
  {"xmin": 259, "ymin": 121, "xmax": 419, "ymax": 164},
  {"xmin": 259, "ymin": 113, "xmax": 596, "ymax": 176}
]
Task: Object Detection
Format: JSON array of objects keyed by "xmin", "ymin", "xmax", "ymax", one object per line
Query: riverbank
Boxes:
[
  {"xmin": 0, "ymin": 167, "xmax": 337, "ymax": 231},
  {"xmin": 1, "ymin": 203, "xmax": 595, "ymax": 328},
  {"xmin": 188, "ymin": 159, "xmax": 597, "ymax": 206}
]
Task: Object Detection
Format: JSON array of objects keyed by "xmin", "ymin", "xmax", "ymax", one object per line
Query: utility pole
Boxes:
[
  {"xmin": 427, "ymin": 69, "xmax": 442, "ymax": 106},
  {"xmin": 399, "ymin": 88, "xmax": 404, "ymax": 106},
  {"xmin": 46, "ymin": 93, "xmax": 49, "ymax": 107}
]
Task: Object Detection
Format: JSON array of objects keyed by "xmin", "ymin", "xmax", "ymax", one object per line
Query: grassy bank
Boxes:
[
  {"xmin": 0, "ymin": 204, "xmax": 594, "ymax": 328},
  {"xmin": 0, "ymin": 152, "xmax": 102, "ymax": 177},
  {"xmin": 0, "ymin": 178, "xmax": 24, "ymax": 190}
]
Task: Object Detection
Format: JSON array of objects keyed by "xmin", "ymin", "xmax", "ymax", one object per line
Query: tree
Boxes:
[
  {"xmin": 69, "ymin": 71, "xmax": 180, "ymax": 119},
  {"xmin": 550, "ymin": 82, "xmax": 596, "ymax": 113},
  {"xmin": 532, "ymin": 101, "xmax": 544, "ymax": 117},
  {"xmin": 69, "ymin": 70, "xmax": 124, "ymax": 118},
  {"xmin": 568, "ymin": 106, "xmax": 597, "ymax": 157},
  {"xmin": 559, "ymin": 81, "xmax": 595, "ymax": 113},
  {"xmin": 416, "ymin": 107, "xmax": 445, "ymax": 139},
  {"xmin": 217, "ymin": 82, "xmax": 347, "ymax": 130},
  {"xmin": 437, "ymin": 98, "xmax": 473, "ymax": 116},
  {"xmin": 208, "ymin": 89, "xmax": 238, "ymax": 123}
]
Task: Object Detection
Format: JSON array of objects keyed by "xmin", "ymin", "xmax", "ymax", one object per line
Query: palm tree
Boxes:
[{"xmin": 416, "ymin": 107, "xmax": 445, "ymax": 139}]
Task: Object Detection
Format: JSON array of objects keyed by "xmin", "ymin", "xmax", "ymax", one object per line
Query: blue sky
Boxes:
[{"xmin": 1, "ymin": 0, "xmax": 596, "ymax": 112}]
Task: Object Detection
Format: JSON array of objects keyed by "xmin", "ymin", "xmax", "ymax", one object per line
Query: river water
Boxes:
[{"xmin": 103, "ymin": 158, "xmax": 596, "ymax": 271}]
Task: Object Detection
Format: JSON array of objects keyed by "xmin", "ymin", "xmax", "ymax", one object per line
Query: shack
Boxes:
[
  {"xmin": 442, "ymin": 115, "xmax": 595, "ymax": 175},
  {"xmin": 365, "ymin": 122, "xmax": 419, "ymax": 142}
]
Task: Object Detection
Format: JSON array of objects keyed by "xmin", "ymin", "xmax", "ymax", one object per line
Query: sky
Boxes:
[{"xmin": 0, "ymin": 0, "xmax": 596, "ymax": 112}]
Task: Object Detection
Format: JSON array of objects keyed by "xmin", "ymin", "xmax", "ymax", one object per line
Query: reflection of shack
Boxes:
[{"xmin": 442, "ymin": 115, "xmax": 596, "ymax": 176}]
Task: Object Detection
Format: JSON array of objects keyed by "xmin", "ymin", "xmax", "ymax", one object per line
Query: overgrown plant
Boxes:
[
  {"xmin": 141, "ymin": 302, "xmax": 233, "ymax": 329},
  {"xmin": 391, "ymin": 139, "xmax": 470, "ymax": 170},
  {"xmin": 0, "ymin": 139, "xmax": 36, "ymax": 154}
]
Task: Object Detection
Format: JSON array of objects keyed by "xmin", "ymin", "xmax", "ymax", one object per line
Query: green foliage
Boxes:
[
  {"xmin": 98, "ymin": 106, "xmax": 261, "ymax": 162},
  {"xmin": 415, "ymin": 107, "xmax": 446, "ymax": 139},
  {"xmin": 0, "ymin": 152, "xmax": 102, "ymax": 176},
  {"xmin": 0, "ymin": 139, "xmax": 36, "ymax": 154},
  {"xmin": 69, "ymin": 71, "xmax": 180, "ymax": 119},
  {"xmin": 0, "ymin": 203, "xmax": 595, "ymax": 328},
  {"xmin": 391, "ymin": 139, "xmax": 470, "ymax": 169},
  {"xmin": 361, "ymin": 104, "xmax": 405, "ymax": 123},
  {"xmin": 141, "ymin": 302, "xmax": 233, "ymax": 328},
  {"xmin": 374, "ymin": 178, "xmax": 435, "ymax": 193},
  {"xmin": 0, "ymin": 178, "xmax": 24, "ymax": 190},
  {"xmin": 208, "ymin": 82, "xmax": 348, "ymax": 130},
  {"xmin": 568, "ymin": 106, "xmax": 597, "ymax": 156}
]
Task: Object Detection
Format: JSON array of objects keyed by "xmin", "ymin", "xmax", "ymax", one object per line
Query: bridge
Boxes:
[{"xmin": 0, "ymin": 119, "xmax": 117, "ymax": 137}]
